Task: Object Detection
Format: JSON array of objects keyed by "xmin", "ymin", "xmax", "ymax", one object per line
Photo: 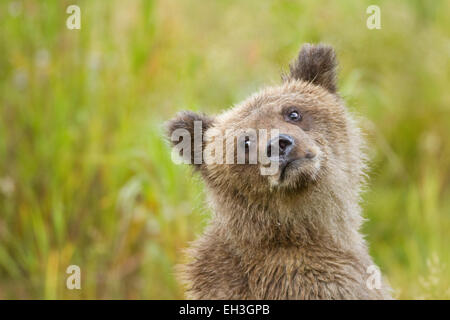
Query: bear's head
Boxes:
[{"xmin": 166, "ymin": 44, "xmax": 365, "ymax": 203}]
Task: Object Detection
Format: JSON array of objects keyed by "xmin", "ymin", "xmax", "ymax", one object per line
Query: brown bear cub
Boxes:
[{"xmin": 166, "ymin": 43, "xmax": 392, "ymax": 299}]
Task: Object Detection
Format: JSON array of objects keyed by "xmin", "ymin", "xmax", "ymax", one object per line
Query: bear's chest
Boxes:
[{"xmin": 240, "ymin": 246, "xmax": 369, "ymax": 299}]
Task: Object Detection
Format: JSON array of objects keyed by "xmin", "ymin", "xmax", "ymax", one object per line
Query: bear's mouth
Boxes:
[{"xmin": 279, "ymin": 158, "xmax": 301, "ymax": 181}]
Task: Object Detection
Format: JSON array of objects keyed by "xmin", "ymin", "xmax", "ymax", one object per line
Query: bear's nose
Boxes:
[{"xmin": 267, "ymin": 134, "xmax": 294, "ymax": 158}]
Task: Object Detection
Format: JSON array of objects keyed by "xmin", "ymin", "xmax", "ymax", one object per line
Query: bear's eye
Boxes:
[
  {"xmin": 244, "ymin": 137, "xmax": 251, "ymax": 150},
  {"xmin": 287, "ymin": 110, "xmax": 302, "ymax": 122}
]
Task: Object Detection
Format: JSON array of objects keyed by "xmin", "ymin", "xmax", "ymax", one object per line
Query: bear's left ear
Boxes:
[
  {"xmin": 286, "ymin": 43, "xmax": 338, "ymax": 93},
  {"xmin": 165, "ymin": 111, "xmax": 214, "ymax": 169}
]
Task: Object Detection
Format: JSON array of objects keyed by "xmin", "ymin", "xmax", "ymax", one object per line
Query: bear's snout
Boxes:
[
  {"xmin": 267, "ymin": 134, "xmax": 317, "ymax": 162},
  {"xmin": 267, "ymin": 134, "xmax": 294, "ymax": 159}
]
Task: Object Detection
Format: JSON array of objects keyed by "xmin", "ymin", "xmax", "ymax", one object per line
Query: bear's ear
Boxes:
[
  {"xmin": 165, "ymin": 111, "xmax": 214, "ymax": 169},
  {"xmin": 287, "ymin": 43, "xmax": 338, "ymax": 93}
]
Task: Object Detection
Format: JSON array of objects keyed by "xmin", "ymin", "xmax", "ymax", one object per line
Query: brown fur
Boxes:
[{"xmin": 167, "ymin": 43, "xmax": 392, "ymax": 299}]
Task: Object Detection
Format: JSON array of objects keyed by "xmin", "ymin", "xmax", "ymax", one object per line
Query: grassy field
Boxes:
[{"xmin": 0, "ymin": 0, "xmax": 449, "ymax": 299}]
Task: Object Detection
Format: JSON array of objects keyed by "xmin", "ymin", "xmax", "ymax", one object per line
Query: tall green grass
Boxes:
[{"xmin": 0, "ymin": 0, "xmax": 448, "ymax": 299}]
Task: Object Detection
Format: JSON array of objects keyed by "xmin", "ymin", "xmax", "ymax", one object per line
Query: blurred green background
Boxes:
[{"xmin": 0, "ymin": 0, "xmax": 449, "ymax": 299}]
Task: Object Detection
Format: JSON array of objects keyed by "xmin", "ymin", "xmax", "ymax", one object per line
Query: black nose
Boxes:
[{"xmin": 267, "ymin": 134, "xmax": 294, "ymax": 158}]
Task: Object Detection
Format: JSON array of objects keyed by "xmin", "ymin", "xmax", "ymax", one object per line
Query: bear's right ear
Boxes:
[
  {"xmin": 286, "ymin": 43, "xmax": 338, "ymax": 93},
  {"xmin": 165, "ymin": 111, "xmax": 214, "ymax": 169}
]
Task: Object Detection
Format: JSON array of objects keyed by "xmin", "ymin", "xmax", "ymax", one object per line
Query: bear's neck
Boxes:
[{"xmin": 207, "ymin": 178, "xmax": 366, "ymax": 253}]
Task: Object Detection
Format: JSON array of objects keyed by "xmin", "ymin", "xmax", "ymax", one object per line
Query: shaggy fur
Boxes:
[{"xmin": 166, "ymin": 43, "xmax": 392, "ymax": 299}]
